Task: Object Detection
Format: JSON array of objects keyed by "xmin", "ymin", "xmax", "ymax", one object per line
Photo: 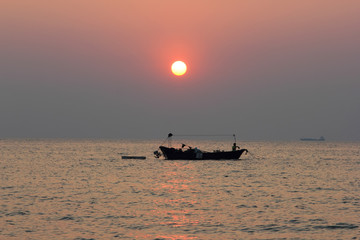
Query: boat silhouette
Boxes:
[{"xmin": 154, "ymin": 133, "xmax": 248, "ymax": 160}]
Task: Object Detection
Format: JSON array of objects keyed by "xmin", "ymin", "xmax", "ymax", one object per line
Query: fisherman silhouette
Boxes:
[{"xmin": 232, "ymin": 143, "xmax": 240, "ymax": 151}]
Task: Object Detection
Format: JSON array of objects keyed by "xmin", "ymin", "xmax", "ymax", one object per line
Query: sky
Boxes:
[{"xmin": 1, "ymin": 0, "xmax": 360, "ymax": 140}]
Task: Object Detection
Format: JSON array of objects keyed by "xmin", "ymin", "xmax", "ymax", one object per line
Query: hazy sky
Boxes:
[{"xmin": 1, "ymin": 1, "xmax": 359, "ymax": 140}]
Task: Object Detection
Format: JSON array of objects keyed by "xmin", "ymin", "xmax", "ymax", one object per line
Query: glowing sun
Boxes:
[{"xmin": 171, "ymin": 61, "xmax": 187, "ymax": 76}]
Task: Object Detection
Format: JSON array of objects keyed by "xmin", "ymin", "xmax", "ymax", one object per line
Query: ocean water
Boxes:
[{"xmin": 0, "ymin": 139, "xmax": 359, "ymax": 239}]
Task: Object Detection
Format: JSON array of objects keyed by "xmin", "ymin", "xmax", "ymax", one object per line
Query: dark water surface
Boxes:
[{"xmin": 1, "ymin": 139, "xmax": 359, "ymax": 239}]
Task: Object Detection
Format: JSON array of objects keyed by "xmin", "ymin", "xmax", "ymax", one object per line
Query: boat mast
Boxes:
[{"xmin": 167, "ymin": 133, "xmax": 173, "ymax": 147}]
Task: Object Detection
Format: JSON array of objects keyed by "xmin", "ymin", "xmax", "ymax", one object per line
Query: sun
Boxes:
[{"xmin": 171, "ymin": 61, "xmax": 187, "ymax": 76}]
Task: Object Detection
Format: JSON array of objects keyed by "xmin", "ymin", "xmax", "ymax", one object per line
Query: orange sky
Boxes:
[{"xmin": 1, "ymin": 1, "xmax": 360, "ymax": 139}]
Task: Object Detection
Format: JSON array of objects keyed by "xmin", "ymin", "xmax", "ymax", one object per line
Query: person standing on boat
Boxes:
[
  {"xmin": 194, "ymin": 147, "xmax": 203, "ymax": 159},
  {"xmin": 232, "ymin": 143, "xmax": 240, "ymax": 151}
]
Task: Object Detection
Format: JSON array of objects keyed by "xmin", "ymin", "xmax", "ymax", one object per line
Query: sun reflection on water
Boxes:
[
  {"xmin": 136, "ymin": 234, "xmax": 198, "ymax": 240},
  {"xmin": 148, "ymin": 162, "xmax": 203, "ymax": 238}
]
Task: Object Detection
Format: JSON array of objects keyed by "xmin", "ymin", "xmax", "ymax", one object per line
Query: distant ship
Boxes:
[{"xmin": 300, "ymin": 136, "xmax": 325, "ymax": 141}]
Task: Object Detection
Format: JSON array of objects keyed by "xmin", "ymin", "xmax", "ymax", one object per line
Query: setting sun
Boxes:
[{"xmin": 171, "ymin": 61, "xmax": 187, "ymax": 76}]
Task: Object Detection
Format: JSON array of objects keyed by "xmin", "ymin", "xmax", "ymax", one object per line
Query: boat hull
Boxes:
[{"xmin": 159, "ymin": 146, "xmax": 247, "ymax": 160}]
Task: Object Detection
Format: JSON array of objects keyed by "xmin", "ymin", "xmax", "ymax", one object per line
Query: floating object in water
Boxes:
[{"xmin": 122, "ymin": 156, "xmax": 146, "ymax": 160}]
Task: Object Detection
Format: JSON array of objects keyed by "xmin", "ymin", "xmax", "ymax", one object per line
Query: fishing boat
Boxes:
[{"xmin": 154, "ymin": 133, "xmax": 248, "ymax": 160}]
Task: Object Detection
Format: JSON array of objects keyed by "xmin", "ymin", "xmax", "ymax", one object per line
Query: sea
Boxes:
[{"xmin": 0, "ymin": 139, "xmax": 359, "ymax": 240}]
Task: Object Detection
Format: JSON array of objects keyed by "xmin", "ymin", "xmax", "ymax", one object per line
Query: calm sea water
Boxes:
[{"xmin": 0, "ymin": 139, "xmax": 359, "ymax": 239}]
